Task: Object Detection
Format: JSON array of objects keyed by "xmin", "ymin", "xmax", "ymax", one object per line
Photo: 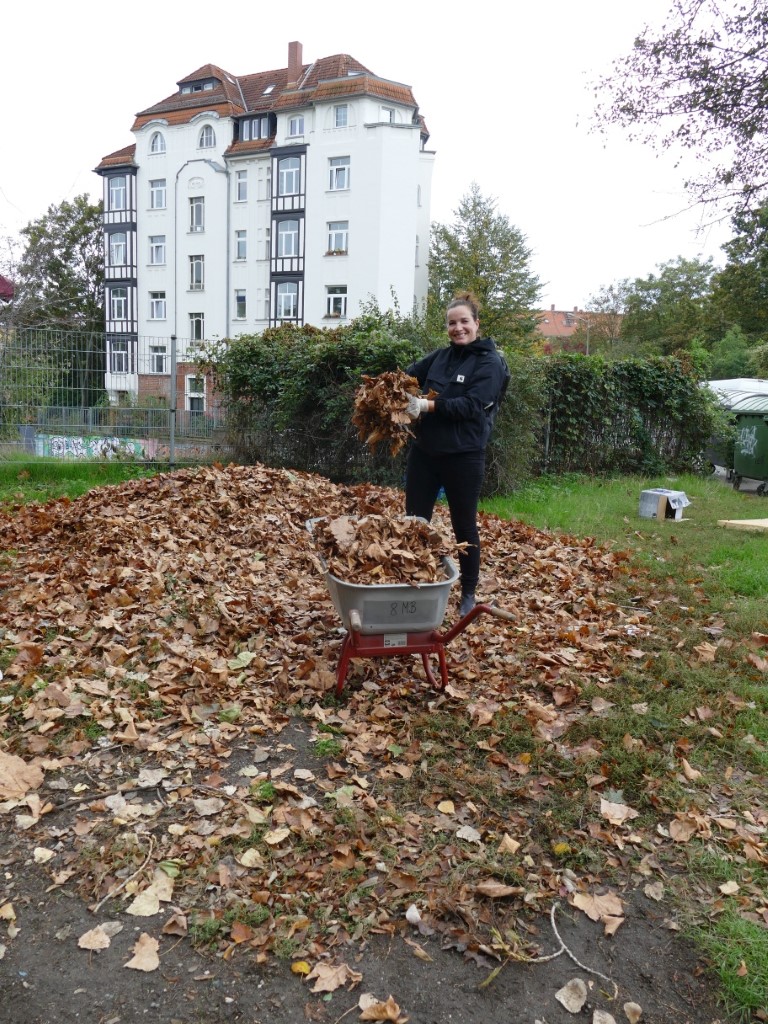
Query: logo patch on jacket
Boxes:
[{"xmin": 456, "ymin": 374, "xmax": 465, "ymax": 383}]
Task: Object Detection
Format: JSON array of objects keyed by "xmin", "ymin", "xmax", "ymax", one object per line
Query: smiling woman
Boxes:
[{"xmin": 402, "ymin": 290, "xmax": 510, "ymax": 617}]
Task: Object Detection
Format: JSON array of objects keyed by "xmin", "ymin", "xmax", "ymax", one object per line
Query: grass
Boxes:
[
  {"xmin": 483, "ymin": 471, "xmax": 768, "ymax": 1020},
  {"xmin": 0, "ymin": 455, "xmax": 156, "ymax": 506}
]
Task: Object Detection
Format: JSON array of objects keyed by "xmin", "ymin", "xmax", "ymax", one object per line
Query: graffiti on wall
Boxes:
[{"xmin": 34, "ymin": 434, "xmax": 157, "ymax": 459}]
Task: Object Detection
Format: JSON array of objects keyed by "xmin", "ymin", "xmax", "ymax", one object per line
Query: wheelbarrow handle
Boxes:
[{"xmin": 349, "ymin": 609, "xmax": 363, "ymax": 632}]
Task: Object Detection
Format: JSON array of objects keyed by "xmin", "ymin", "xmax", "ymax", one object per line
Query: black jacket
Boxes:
[{"xmin": 406, "ymin": 337, "xmax": 509, "ymax": 456}]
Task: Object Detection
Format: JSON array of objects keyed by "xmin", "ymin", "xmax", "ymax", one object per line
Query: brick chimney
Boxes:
[{"xmin": 287, "ymin": 41, "xmax": 303, "ymax": 88}]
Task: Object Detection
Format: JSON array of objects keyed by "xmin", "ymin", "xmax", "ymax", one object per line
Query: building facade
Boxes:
[{"xmin": 95, "ymin": 42, "xmax": 434, "ymax": 403}]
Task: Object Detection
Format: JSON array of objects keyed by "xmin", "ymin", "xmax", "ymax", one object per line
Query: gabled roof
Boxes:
[{"xmin": 94, "ymin": 144, "xmax": 136, "ymax": 174}]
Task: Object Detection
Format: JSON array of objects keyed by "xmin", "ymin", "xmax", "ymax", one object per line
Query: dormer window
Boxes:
[
  {"xmin": 149, "ymin": 131, "xmax": 166, "ymax": 153},
  {"xmin": 198, "ymin": 125, "xmax": 216, "ymax": 148},
  {"xmin": 181, "ymin": 80, "xmax": 216, "ymax": 94},
  {"xmin": 334, "ymin": 104, "xmax": 349, "ymax": 128},
  {"xmin": 240, "ymin": 116, "xmax": 270, "ymax": 142},
  {"xmin": 263, "ymin": 84, "xmax": 275, "ymax": 95}
]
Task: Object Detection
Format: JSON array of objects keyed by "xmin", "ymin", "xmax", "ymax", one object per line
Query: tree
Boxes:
[
  {"xmin": 10, "ymin": 196, "xmax": 106, "ymax": 408},
  {"xmin": 593, "ymin": 1, "xmax": 768, "ymax": 219},
  {"xmin": 708, "ymin": 204, "xmax": 768, "ymax": 340},
  {"xmin": 620, "ymin": 256, "xmax": 716, "ymax": 355},
  {"xmin": 584, "ymin": 280, "xmax": 633, "ymax": 356},
  {"xmin": 428, "ymin": 184, "xmax": 542, "ymax": 348},
  {"xmin": 15, "ymin": 195, "xmax": 104, "ymax": 332}
]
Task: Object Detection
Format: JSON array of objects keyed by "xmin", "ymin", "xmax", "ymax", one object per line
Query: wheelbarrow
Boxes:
[{"xmin": 307, "ymin": 518, "xmax": 514, "ymax": 696}]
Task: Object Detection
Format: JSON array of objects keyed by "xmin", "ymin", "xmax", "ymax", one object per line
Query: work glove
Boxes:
[{"xmin": 406, "ymin": 394, "xmax": 429, "ymax": 419}]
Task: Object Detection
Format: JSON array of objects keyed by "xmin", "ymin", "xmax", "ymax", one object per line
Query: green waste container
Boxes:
[
  {"xmin": 733, "ymin": 413, "xmax": 768, "ymax": 493},
  {"xmin": 706, "ymin": 380, "xmax": 768, "ymax": 494}
]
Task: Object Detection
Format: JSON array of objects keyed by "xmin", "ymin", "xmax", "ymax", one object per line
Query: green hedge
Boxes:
[{"xmin": 202, "ymin": 321, "xmax": 722, "ymax": 492}]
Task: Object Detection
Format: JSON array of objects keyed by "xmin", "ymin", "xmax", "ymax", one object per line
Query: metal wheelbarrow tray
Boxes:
[{"xmin": 307, "ymin": 517, "xmax": 513, "ymax": 696}]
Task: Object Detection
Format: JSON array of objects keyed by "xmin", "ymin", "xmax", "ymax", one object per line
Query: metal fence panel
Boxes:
[{"xmin": 0, "ymin": 327, "xmax": 234, "ymax": 466}]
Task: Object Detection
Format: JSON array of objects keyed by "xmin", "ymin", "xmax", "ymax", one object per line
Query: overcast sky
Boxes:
[{"xmin": 1, "ymin": 0, "xmax": 731, "ymax": 309}]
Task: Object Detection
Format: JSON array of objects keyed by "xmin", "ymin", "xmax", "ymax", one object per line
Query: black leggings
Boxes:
[{"xmin": 405, "ymin": 445, "xmax": 486, "ymax": 594}]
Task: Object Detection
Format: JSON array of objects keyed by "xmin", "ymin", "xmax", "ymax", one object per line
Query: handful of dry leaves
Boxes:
[
  {"xmin": 310, "ymin": 514, "xmax": 458, "ymax": 585},
  {"xmin": 352, "ymin": 370, "xmax": 436, "ymax": 456}
]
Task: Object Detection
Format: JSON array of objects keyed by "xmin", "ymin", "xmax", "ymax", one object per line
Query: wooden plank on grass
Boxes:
[{"xmin": 717, "ymin": 518, "xmax": 768, "ymax": 532}]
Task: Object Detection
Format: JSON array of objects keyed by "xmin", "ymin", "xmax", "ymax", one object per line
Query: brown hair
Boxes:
[{"xmin": 446, "ymin": 291, "xmax": 481, "ymax": 321}]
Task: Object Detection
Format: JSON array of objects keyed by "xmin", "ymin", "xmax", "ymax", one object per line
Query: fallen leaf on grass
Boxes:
[
  {"xmin": 124, "ymin": 932, "xmax": 159, "ymax": 972},
  {"xmin": 600, "ymin": 798, "xmax": 639, "ymax": 826},
  {"xmin": 0, "ymin": 753, "xmax": 43, "ymax": 800},
  {"xmin": 358, "ymin": 992, "xmax": 409, "ymax": 1022},
  {"xmin": 475, "ymin": 879, "xmax": 524, "ymax": 898},
  {"xmin": 719, "ymin": 880, "xmax": 740, "ymax": 895},
  {"xmin": 306, "ymin": 961, "xmax": 363, "ymax": 992}
]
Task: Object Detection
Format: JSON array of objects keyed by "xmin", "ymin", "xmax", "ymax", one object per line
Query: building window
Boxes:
[
  {"xmin": 235, "ymin": 229, "xmax": 247, "ymax": 260},
  {"xmin": 329, "ymin": 156, "xmax": 350, "ymax": 191},
  {"xmin": 417, "ymin": 184, "xmax": 422, "ymax": 207},
  {"xmin": 326, "ymin": 285, "xmax": 347, "ymax": 319},
  {"xmin": 110, "ymin": 337, "xmax": 129, "ymax": 373},
  {"xmin": 108, "ymin": 232, "xmax": 127, "ymax": 266},
  {"xmin": 198, "ymin": 125, "xmax": 215, "ymax": 149},
  {"xmin": 189, "ymin": 313, "xmax": 204, "ymax": 341},
  {"xmin": 186, "ymin": 375, "xmax": 205, "ymax": 413},
  {"xmin": 235, "ymin": 289, "xmax": 247, "ymax": 319},
  {"xmin": 189, "ymin": 255, "xmax": 204, "ymax": 290},
  {"xmin": 415, "ymin": 234, "xmax": 420, "ymax": 267},
  {"xmin": 235, "ymin": 169, "xmax": 247, "ymax": 202},
  {"xmin": 327, "ymin": 220, "xmax": 348, "ymax": 254},
  {"xmin": 277, "ymin": 282, "xmax": 298, "ymax": 320},
  {"xmin": 108, "ymin": 176, "xmax": 126, "ymax": 211},
  {"xmin": 277, "ymin": 219, "xmax": 299, "ymax": 258},
  {"xmin": 149, "ymin": 131, "xmax": 166, "ymax": 153},
  {"xmin": 150, "ymin": 178, "xmax": 166, "ymax": 209},
  {"xmin": 380, "ymin": 106, "xmax": 395, "ymax": 123},
  {"xmin": 189, "ymin": 196, "xmax": 204, "ymax": 232},
  {"xmin": 258, "ymin": 288, "xmax": 270, "ymax": 320},
  {"xmin": 149, "ymin": 344, "xmax": 167, "ymax": 373},
  {"xmin": 109, "ymin": 287, "xmax": 127, "ymax": 321},
  {"xmin": 277, "ymin": 156, "xmax": 300, "ymax": 196},
  {"xmin": 288, "ymin": 115, "xmax": 304, "ymax": 136},
  {"xmin": 149, "ymin": 235, "xmax": 166, "ymax": 265},
  {"xmin": 242, "ymin": 116, "xmax": 270, "ymax": 141},
  {"xmin": 334, "ymin": 104, "xmax": 349, "ymax": 128},
  {"xmin": 149, "ymin": 291, "xmax": 166, "ymax": 319}
]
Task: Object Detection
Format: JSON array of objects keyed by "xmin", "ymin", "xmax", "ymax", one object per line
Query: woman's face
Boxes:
[{"xmin": 446, "ymin": 305, "xmax": 480, "ymax": 346}]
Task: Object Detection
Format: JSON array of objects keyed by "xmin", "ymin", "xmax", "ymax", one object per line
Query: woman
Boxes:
[{"xmin": 404, "ymin": 292, "xmax": 510, "ymax": 617}]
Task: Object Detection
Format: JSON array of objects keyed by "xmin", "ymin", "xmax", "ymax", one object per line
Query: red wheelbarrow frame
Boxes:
[{"xmin": 333, "ymin": 602, "xmax": 515, "ymax": 697}]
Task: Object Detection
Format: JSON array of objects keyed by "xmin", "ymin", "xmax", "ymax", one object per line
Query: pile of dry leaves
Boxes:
[
  {"xmin": 309, "ymin": 514, "xmax": 457, "ymax": 585},
  {"xmin": 0, "ymin": 463, "xmax": 763, "ymax": 1005},
  {"xmin": 352, "ymin": 371, "xmax": 434, "ymax": 455}
]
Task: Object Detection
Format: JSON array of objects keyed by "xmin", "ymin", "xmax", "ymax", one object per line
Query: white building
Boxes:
[{"xmin": 95, "ymin": 42, "xmax": 434, "ymax": 404}]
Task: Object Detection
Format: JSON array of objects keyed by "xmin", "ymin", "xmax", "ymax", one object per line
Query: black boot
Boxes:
[{"xmin": 459, "ymin": 592, "xmax": 476, "ymax": 617}]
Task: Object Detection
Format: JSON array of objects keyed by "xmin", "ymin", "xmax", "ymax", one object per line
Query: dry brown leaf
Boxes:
[
  {"xmin": 306, "ymin": 961, "xmax": 363, "ymax": 993},
  {"xmin": 0, "ymin": 753, "xmax": 43, "ymax": 800},
  {"xmin": 124, "ymin": 932, "xmax": 160, "ymax": 972},
  {"xmin": 572, "ymin": 891, "xmax": 624, "ymax": 922},
  {"xmin": 358, "ymin": 993, "xmax": 409, "ymax": 1022}
]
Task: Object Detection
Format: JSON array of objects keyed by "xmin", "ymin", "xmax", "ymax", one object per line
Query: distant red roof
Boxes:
[{"xmin": 0, "ymin": 274, "xmax": 14, "ymax": 302}]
